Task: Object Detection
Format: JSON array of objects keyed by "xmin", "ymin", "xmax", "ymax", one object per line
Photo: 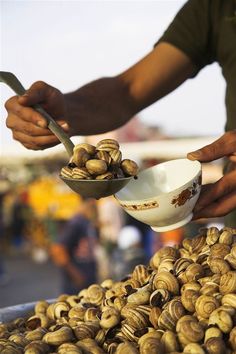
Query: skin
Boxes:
[{"xmin": 4, "ymin": 42, "xmax": 236, "ymax": 219}]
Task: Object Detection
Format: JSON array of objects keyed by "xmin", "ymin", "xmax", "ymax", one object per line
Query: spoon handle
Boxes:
[{"xmin": 0, "ymin": 71, "xmax": 74, "ymax": 158}]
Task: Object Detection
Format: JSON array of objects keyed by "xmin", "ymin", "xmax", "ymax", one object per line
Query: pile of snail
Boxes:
[
  {"xmin": 60, "ymin": 139, "xmax": 139, "ymax": 180},
  {"xmin": 2, "ymin": 226, "xmax": 236, "ymax": 353}
]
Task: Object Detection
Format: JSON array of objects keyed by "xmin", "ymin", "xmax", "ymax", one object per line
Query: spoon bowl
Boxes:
[
  {"xmin": 0, "ymin": 71, "xmax": 133, "ymax": 199},
  {"xmin": 60, "ymin": 175, "xmax": 133, "ymax": 199}
]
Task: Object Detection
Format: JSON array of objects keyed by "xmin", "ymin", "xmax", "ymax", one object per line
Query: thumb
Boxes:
[
  {"xmin": 187, "ymin": 131, "xmax": 236, "ymax": 162},
  {"xmin": 18, "ymin": 81, "xmax": 52, "ymax": 107}
]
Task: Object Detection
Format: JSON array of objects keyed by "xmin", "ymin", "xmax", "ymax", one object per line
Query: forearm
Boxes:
[
  {"xmin": 64, "ymin": 76, "xmax": 137, "ymax": 136},
  {"xmin": 64, "ymin": 262, "xmax": 85, "ymax": 286},
  {"xmin": 64, "ymin": 43, "xmax": 196, "ymax": 137}
]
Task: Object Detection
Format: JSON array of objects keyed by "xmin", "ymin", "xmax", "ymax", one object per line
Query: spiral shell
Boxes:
[
  {"xmin": 176, "ymin": 316, "xmax": 204, "ymax": 346},
  {"xmin": 24, "ymin": 340, "xmax": 50, "ymax": 354},
  {"xmin": 95, "ymin": 150, "xmax": 112, "ymax": 165},
  {"xmin": 87, "ymin": 284, "xmax": 105, "ymax": 306},
  {"xmin": 195, "ymin": 295, "xmax": 220, "ymax": 319},
  {"xmin": 219, "ymin": 271, "xmax": 236, "ymax": 294},
  {"xmin": 204, "ymin": 326, "xmax": 223, "ymax": 343},
  {"xmin": 43, "ymin": 326, "xmax": 74, "ymax": 346},
  {"xmin": 125, "ymin": 308, "xmax": 150, "ymax": 329},
  {"xmin": 132, "ymin": 265, "xmax": 151, "ymax": 286},
  {"xmin": 174, "ymin": 258, "xmax": 193, "ymax": 277},
  {"xmin": 190, "ymin": 234, "xmax": 206, "ymax": 254},
  {"xmin": 206, "ymin": 227, "xmax": 220, "ymax": 245},
  {"xmin": 139, "ymin": 336, "xmax": 163, "ymax": 354},
  {"xmin": 151, "ymin": 247, "xmax": 179, "ymax": 269},
  {"xmin": 158, "ymin": 299, "xmax": 185, "ymax": 331},
  {"xmin": 183, "ymin": 343, "xmax": 205, "ymax": 354},
  {"xmin": 229, "ymin": 326, "xmax": 236, "ymax": 350},
  {"xmin": 100, "ymin": 307, "xmax": 120, "ymax": 329},
  {"xmin": 181, "ymin": 289, "xmax": 199, "ymax": 313},
  {"xmin": 184, "ymin": 263, "xmax": 205, "ymax": 283},
  {"xmin": 221, "ymin": 293, "xmax": 236, "ymax": 308},
  {"xmin": 120, "ymin": 159, "xmax": 139, "ymax": 177},
  {"xmin": 127, "ymin": 285, "xmax": 151, "ymax": 305},
  {"xmin": 224, "ymin": 254, "xmax": 236, "ymax": 270},
  {"xmin": 60, "ymin": 166, "xmax": 73, "ymax": 178},
  {"xmin": 149, "ymin": 288, "xmax": 171, "ymax": 307},
  {"xmin": 210, "ymin": 243, "xmax": 230, "ymax": 259},
  {"xmin": 84, "ymin": 307, "xmax": 100, "ymax": 322},
  {"xmin": 204, "ymin": 337, "xmax": 226, "ymax": 354},
  {"xmin": 95, "ymin": 172, "xmax": 113, "ymax": 180},
  {"xmin": 96, "ymin": 138, "xmax": 119, "ymax": 151},
  {"xmin": 160, "ymin": 330, "xmax": 179, "ymax": 353},
  {"xmin": 219, "ymin": 230, "xmax": 233, "ymax": 245},
  {"xmin": 85, "ymin": 159, "xmax": 107, "ymax": 176},
  {"xmin": 208, "ymin": 257, "xmax": 230, "ymax": 275},
  {"xmin": 149, "ymin": 307, "xmax": 162, "ymax": 329},
  {"xmin": 72, "ymin": 167, "xmax": 92, "ymax": 179},
  {"xmin": 74, "ymin": 322, "xmax": 99, "ymax": 340},
  {"xmin": 74, "ymin": 143, "xmax": 96, "ymax": 155},
  {"xmin": 208, "ymin": 308, "xmax": 233, "ymax": 333},
  {"xmin": 109, "ymin": 149, "xmax": 122, "ymax": 165},
  {"xmin": 153, "ymin": 271, "xmax": 179, "ymax": 295},
  {"xmin": 116, "ymin": 342, "xmax": 139, "ymax": 354},
  {"xmin": 72, "ymin": 147, "xmax": 90, "ymax": 167},
  {"xmin": 200, "ymin": 281, "xmax": 219, "ymax": 296}
]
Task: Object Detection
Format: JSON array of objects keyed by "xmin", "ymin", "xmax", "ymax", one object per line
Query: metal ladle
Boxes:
[{"xmin": 0, "ymin": 71, "xmax": 132, "ymax": 199}]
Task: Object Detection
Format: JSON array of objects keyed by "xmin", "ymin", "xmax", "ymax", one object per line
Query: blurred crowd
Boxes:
[{"xmin": 0, "ymin": 174, "xmax": 222, "ymax": 295}]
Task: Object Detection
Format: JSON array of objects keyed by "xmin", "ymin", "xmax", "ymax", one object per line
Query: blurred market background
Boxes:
[{"xmin": 0, "ymin": 0, "xmax": 226, "ymax": 308}]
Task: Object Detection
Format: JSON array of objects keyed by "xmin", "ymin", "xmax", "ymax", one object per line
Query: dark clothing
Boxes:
[
  {"xmin": 159, "ymin": 0, "xmax": 236, "ymax": 132},
  {"xmin": 159, "ymin": 0, "xmax": 236, "ymax": 226},
  {"xmin": 59, "ymin": 215, "xmax": 97, "ymax": 294}
]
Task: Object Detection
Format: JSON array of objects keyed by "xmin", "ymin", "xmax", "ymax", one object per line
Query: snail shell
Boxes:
[
  {"xmin": 195, "ymin": 295, "xmax": 220, "ymax": 319},
  {"xmin": 153, "ymin": 271, "xmax": 179, "ymax": 295},
  {"xmin": 224, "ymin": 254, "xmax": 236, "ymax": 270},
  {"xmin": 100, "ymin": 278, "xmax": 114, "ymax": 289},
  {"xmin": 132, "ymin": 265, "xmax": 151, "ymax": 286},
  {"xmin": 181, "ymin": 281, "xmax": 201, "ymax": 294},
  {"xmin": 219, "ymin": 271, "xmax": 236, "ymax": 294},
  {"xmin": 206, "ymin": 227, "xmax": 220, "ymax": 245},
  {"xmin": 151, "ymin": 246, "xmax": 179, "ymax": 269},
  {"xmin": 43, "ymin": 326, "xmax": 74, "ymax": 346},
  {"xmin": 158, "ymin": 260, "xmax": 175, "ymax": 273},
  {"xmin": 190, "ymin": 234, "xmax": 206, "ymax": 254},
  {"xmin": 24, "ymin": 340, "xmax": 50, "ymax": 354},
  {"xmin": 94, "ymin": 328, "xmax": 106, "ymax": 346},
  {"xmin": 85, "ymin": 159, "xmax": 107, "ymax": 176},
  {"xmin": 184, "ymin": 263, "xmax": 205, "ymax": 283},
  {"xmin": 149, "ymin": 307, "xmax": 162, "ymax": 329},
  {"xmin": 8, "ymin": 333, "xmax": 29, "ymax": 348},
  {"xmin": 95, "ymin": 172, "xmax": 113, "ymax": 180},
  {"xmin": 26, "ymin": 314, "xmax": 51, "ymax": 330},
  {"xmin": 181, "ymin": 289, "xmax": 199, "ymax": 313},
  {"xmin": 139, "ymin": 336, "xmax": 164, "ymax": 354},
  {"xmin": 72, "ymin": 167, "xmax": 92, "ymax": 180},
  {"xmin": 96, "ymin": 138, "xmax": 119, "ymax": 151},
  {"xmin": 53, "ymin": 301, "xmax": 70, "ymax": 319},
  {"xmin": 60, "ymin": 166, "xmax": 73, "ymax": 178},
  {"xmin": 121, "ymin": 323, "xmax": 139, "ymax": 342},
  {"xmin": 125, "ymin": 308, "xmax": 150, "ymax": 329},
  {"xmin": 25, "ymin": 327, "xmax": 47, "ymax": 341},
  {"xmin": 84, "ymin": 307, "xmax": 100, "ymax": 322},
  {"xmin": 100, "ymin": 307, "xmax": 120, "ymax": 329},
  {"xmin": 95, "ymin": 150, "xmax": 112, "ymax": 165},
  {"xmin": 182, "ymin": 238, "xmax": 192, "ymax": 251},
  {"xmin": 204, "ymin": 326, "xmax": 222, "ymax": 343},
  {"xmin": 127, "ymin": 285, "xmax": 151, "ymax": 305},
  {"xmin": 204, "ymin": 337, "xmax": 226, "ymax": 354},
  {"xmin": 200, "ymin": 281, "xmax": 219, "ymax": 296},
  {"xmin": 74, "ymin": 322, "xmax": 99, "ymax": 340},
  {"xmin": 183, "ymin": 343, "xmax": 205, "ymax": 354},
  {"xmin": 149, "ymin": 288, "xmax": 171, "ymax": 307},
  {"xmin": 160, "ymin": 330, "xmax": 180, "ymax": 353},
  {"xmin": 68, "ymin": 305, "xmax": 86, "ymax": 320},
  {"xmin": 66, "ymin": 295, "xmax": 80, "ymax": 307},
  {"xmin": 208, "ymin": 257, "xmax": 230, "ymax": 275},
  {"xmin": 109, "ymin": 149, "xmax": 122, "ymax": 165},
  {"xmin": 72, "ymin": 147, "xmax": 90, "ymax": 167},
  {"xmin": 210, "ymin": 243, "xmax": 230, "ymax": 259},
  {"xmin": 74, "ymin": 143, "xmax": 96, "ymax": 156},
  {"xmin": 34, "ymin": 301, "xmax": 49, "ymax": 315},
  {"xmin": 120, "ymin": 159, "xmax": 139, "ymax": 177},
  {"xmin": 116, "ymin": 342, "xmax": 139, "ymax": 354},
  {"xmin": 208, "ymin": 308, "xmax": 233, "ymax": 333},
  {"xmin": 176, "ymin": 316, "xmax": 204, "ymax": 347},
  {"xmin": 229, "ymin": 326, "xmax": 236, "ymax": 350},
  {"xmin": 231, "ymin": 244, "xmax": 236, "ymax": 258},
  {"xmin": 173, "ymin": 258, "xmax": 193, "ymax": 277},
  {"xmin": 219, "ymin": 230, "xmax": 233, "ymax": 245},
  {"xmin": 222, "ymin": 293, "xmax": 236, "ymax": 308},
  {"xmin": 86, "ymin": 284, "xmax": 105, "ymax": 306}
]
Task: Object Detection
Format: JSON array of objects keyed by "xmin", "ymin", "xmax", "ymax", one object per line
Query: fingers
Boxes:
[
  {"xmin": 193, "ymin": 191, "xmax": 236, "ymax": 219},
  {"xmin": 193, "ymin": 170, "xmax": 236, "ymax": 219},
  {"xmin": 18, "ymin": 80, "xmax": 56, "ymax": 107},
  {"xmin": 11, "ymin": 130, "xmax": 62, "ymax": 150},
  {"xmin": 187, "ymin": 130, "xmax": 236, "ymax": 162}
]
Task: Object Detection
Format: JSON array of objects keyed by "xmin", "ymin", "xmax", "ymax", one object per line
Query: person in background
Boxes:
[
  {"xmin": 50, "ymin": 198, "xmax": 98, "ymax": 294},
  {"xmin": 5, "ymin": 0, "xmax": 236, "ymax": 225},
  {"xmin": 111, "ymin": 225, "xmax": 147, "ymax": 281}
]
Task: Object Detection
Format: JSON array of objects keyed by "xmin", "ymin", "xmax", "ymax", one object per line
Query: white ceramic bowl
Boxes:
[{"xmin": 115, "ymin": 158, "xmax": 202, "ymax": 232}]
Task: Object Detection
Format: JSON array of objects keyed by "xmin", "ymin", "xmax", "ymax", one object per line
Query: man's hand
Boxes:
[
  {"xmin": 187, "ymin": 131, "xmax": 236, "ymax": 219},
  {"xmin": 5, "ymin": 81, "xmax": 69, "ymax": 150}
]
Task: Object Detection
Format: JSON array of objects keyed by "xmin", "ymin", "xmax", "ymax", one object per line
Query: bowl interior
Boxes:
[{"xmin": 116, "ymin": 159, "xmax": 201, "ymax": 202}]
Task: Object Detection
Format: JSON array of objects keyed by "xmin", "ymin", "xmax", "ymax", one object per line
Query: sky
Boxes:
[{"xmin": 1, "ymin": 0, "xmax": 226, "ymax": 157}]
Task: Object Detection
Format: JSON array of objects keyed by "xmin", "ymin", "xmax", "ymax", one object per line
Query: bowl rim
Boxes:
[{"xmin": 115, "ymin": 159, "xmax": 201, "ymax": 204}]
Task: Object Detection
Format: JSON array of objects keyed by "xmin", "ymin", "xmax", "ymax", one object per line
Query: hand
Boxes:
[
  {"xmin": 5, "ymin": 81, "xmax": 70, "ymax": 150},
  {"xmin": 187, "ymin": 131, "xmax": 236, "ymax": 219}
]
